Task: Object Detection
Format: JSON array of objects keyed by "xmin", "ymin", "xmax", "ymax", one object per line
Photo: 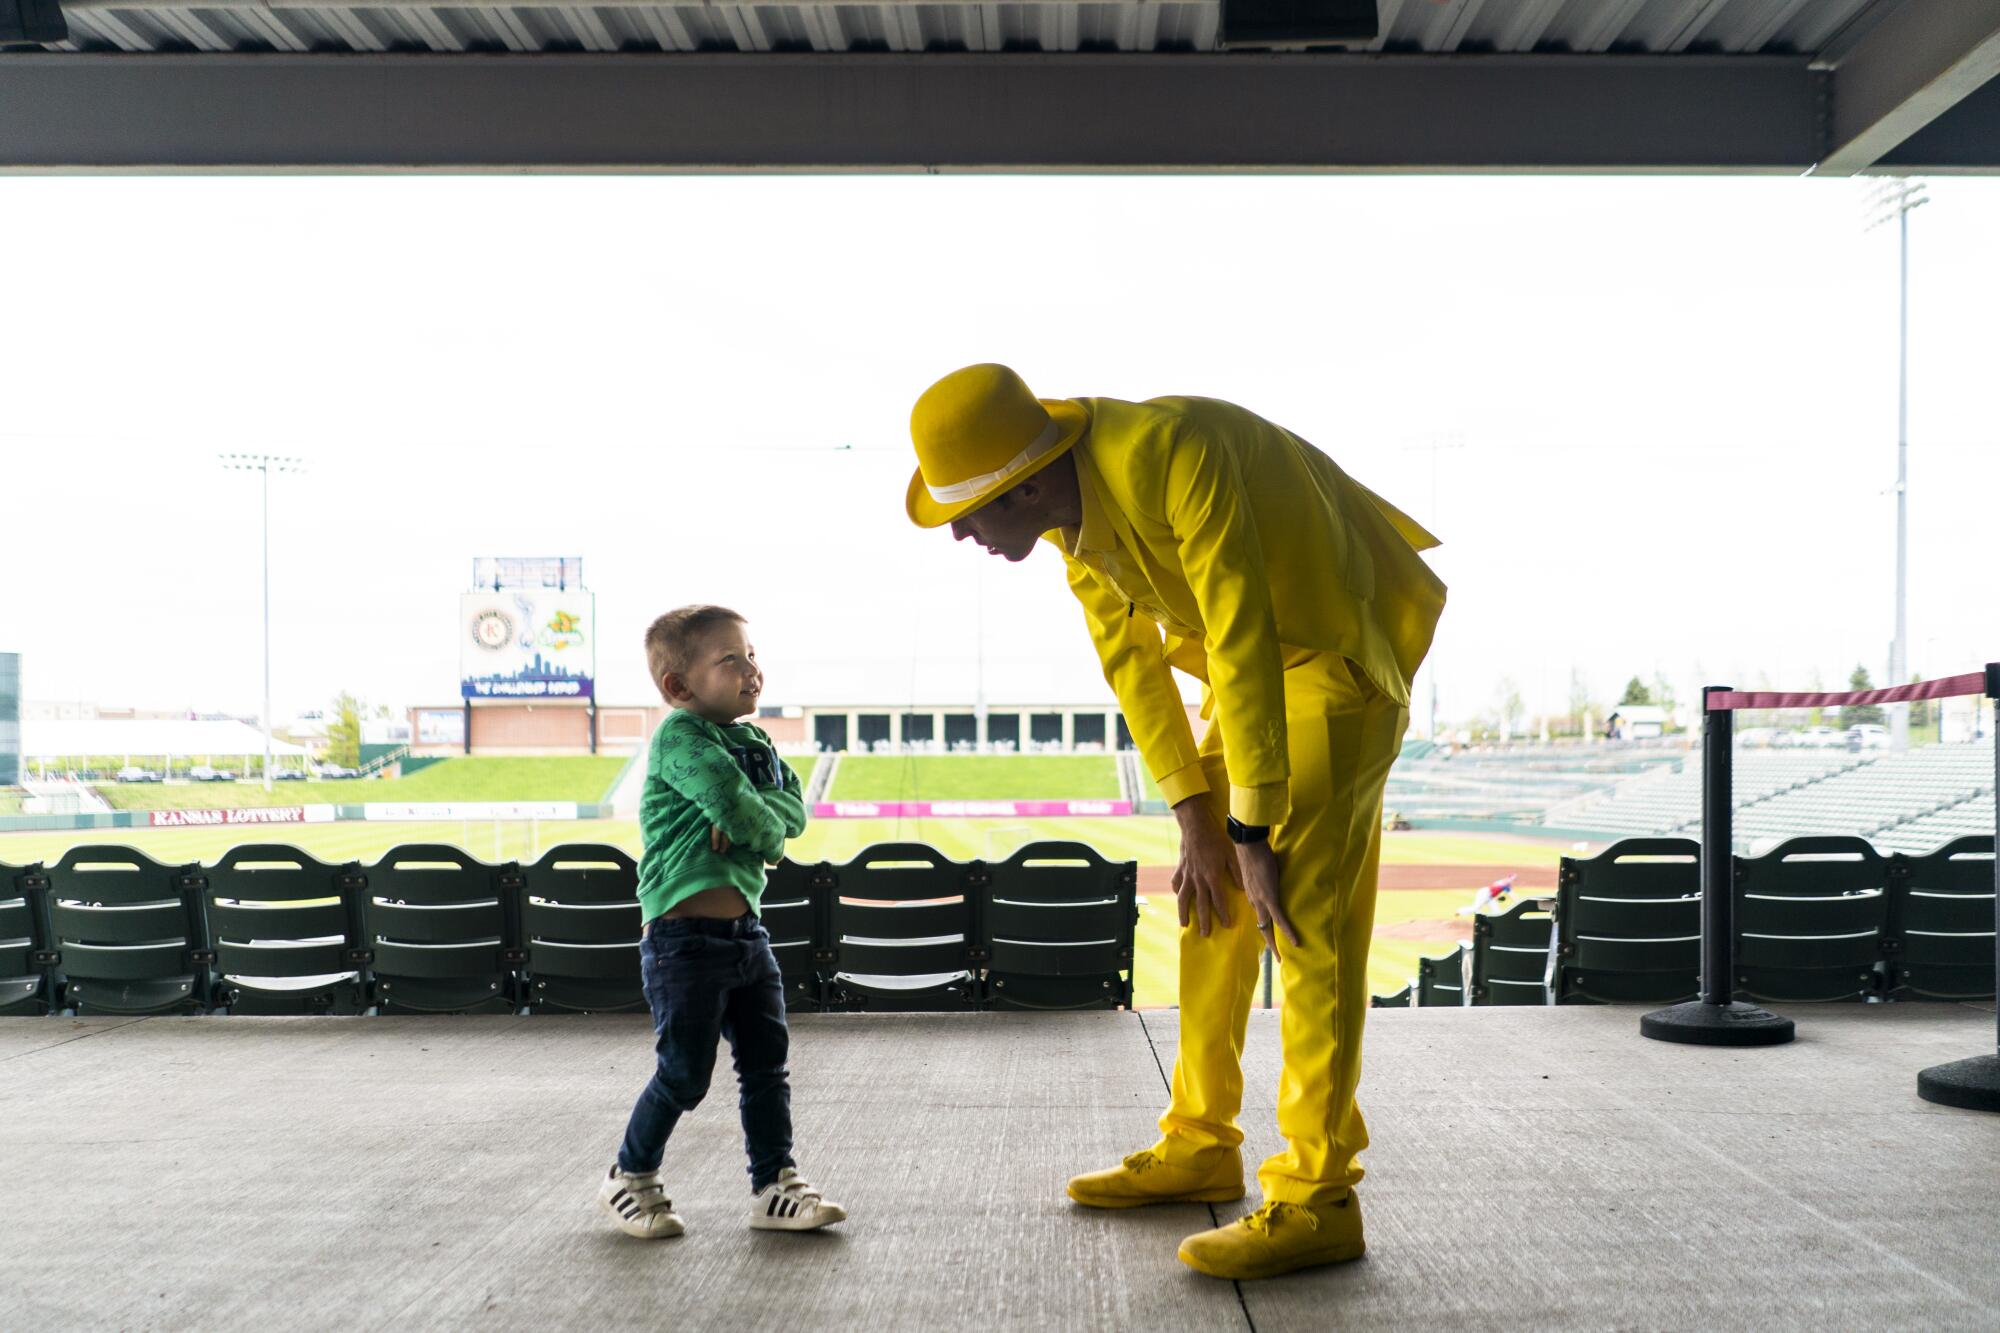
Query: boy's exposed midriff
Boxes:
[{"xmin": 662, "ymin": 885, "xmax": 751, "ymax": 920}]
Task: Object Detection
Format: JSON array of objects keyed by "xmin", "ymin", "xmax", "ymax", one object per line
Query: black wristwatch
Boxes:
[{"xmin": 1225, "ymin": 816, "xmax": 1270, "ymax": 846}]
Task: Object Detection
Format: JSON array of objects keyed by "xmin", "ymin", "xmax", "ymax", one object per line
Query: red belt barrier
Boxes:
[{"xmin": 1706, "ymin": 671, "xmax": 1987, "ymax": 712}]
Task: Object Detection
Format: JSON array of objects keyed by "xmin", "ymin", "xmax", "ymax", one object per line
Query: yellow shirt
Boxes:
[{"xmin": 1047, "ymin": 395, "xmax": 1446, "ymax": 827}]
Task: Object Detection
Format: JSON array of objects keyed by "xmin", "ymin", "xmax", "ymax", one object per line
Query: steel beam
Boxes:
[
  {"xmin": 1814, "ymin": 0, "xmax": 2000, "ymax": 174},
  {"xmin": 0, "ymin": 52, "xmax": 1819, "ymax": 173}
]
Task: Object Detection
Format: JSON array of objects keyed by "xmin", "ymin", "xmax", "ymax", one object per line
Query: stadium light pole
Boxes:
[
  {"xmin": 218, "ymin": 453, "xmax": 305, "ymax": 791},
  {"xmin": 1866, "ymin": 178, "xmax": 1927, "ymax": 753},
  {"xmin": 1404, "ymin": 435, "xmax": 1462, "ymax": 741}
]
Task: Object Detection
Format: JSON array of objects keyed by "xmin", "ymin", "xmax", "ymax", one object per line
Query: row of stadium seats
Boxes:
[
  {"xmin": 0, "ymin": 840, "xmax": 1137, "ymax": 1018},
  {"xmin": 1373, "ymin": 834, "xmax": 1996, "ymax": 1008}
]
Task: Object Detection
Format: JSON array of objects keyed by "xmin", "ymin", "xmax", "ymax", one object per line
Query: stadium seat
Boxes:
[
  {"xmin": 823, "ymin": 842, "xmax": 977, "ymax": 1011},
  {"xmin": 45, "ymin": 845, "xmax": 210, "ymax": 1015},
  {"xmin": 361, "ymin": 844, "xmax": 513, "ymax": 1013},
  {"xmin": 758, "ymin": 857, "xmax": 832, "ymax": 1012},
  {"xmin": 0, "ymin": 860, "xmax": 55, "ymax": 1016},
  {"xmin": 1371, "ymin": 985, "xmax": 1413, "ymax": 1007},
  {"xmin": 1415, "ymin": 947, "xmax": 1467, "ymax": 1006},
  {"xmin": 515, "ymin": 844, "xmax": 646, "ymax": 1014},
  {"xmin": 204, "ymin": 844, "xmax": 367, "ymax": 1015},
  {"xmin": 979, "ymin": 841, "xmax": 1137, "ymax": 1010},
  {"xmin": 1884, "ymin": 837, "xmax": 1995, "ymax": 1001},
  {"xmin": 1732, "ymin": 836, "xmax": 1889, "ymax": 1003},
  {"xmin": 1466, "ymin": 899, "xmax": 1554, "ymax": 1005},
  {"xmin": 1552, "ymin": 837, "xmax": 1700, "ymax": 1005}
]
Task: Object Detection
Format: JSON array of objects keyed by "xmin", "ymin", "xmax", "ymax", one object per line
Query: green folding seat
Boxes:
[
  {"xmin": 1371, "ymin": 984, "xmax": 1413, "ymax": 1008},
  {"xmin": 758, "ymin": 857, "xmax": 831, "ymax": 1013},
  {"xmin": 1733, "ymin": 836, "xmax": 1888, "ymax": 1003},
  {"xmin": 515, "ymin": 844, "xmax": 646, "ymax": 1014},
  {"xmin": 1467, "ymin": 899, "xmax": 1554, "ymax": 1005},
  {"xmin": 824, "ymin": 843, "xmax": 976, "ymax": 1011},
  {"xmin": 1, "ymin": 860, "xmax": 55, "ymax": 1015},
  {"xmin": 1415, "ymin": 947, "xmax": 1467, "ymax": 1006},
  {"xmin": 361, "ymin": 844, "xmax": 513, "ymax": 1013},
  {"xmin": 45, "ymin": 845, "xmax": 210, "ymax": 1015},
  {"xmin": 1885, "ymin": 837, "xmax": 1995, "ymax": 1001},
  {"xmin": 204, "ymin": 844, "xmax": 367, "ymax": 1014},
  {"xmin": 1552, "ymin": 838, "xmax": 1700, "ymax": 1005},
  {"xmin": 980, "ymin": 841, "xmax": 1137, "ymax": 1011}
]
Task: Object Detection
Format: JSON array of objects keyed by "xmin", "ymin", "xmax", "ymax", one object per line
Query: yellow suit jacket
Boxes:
[{"xmin": 1046, "ymin": 395, "xmax": 1445, "ymax": 827}]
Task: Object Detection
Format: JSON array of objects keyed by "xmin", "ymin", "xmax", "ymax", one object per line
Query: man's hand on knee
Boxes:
[
  {"xmin": 1171, "ymin": 796, "xmax": 1238, "ymax": 935},
  {"xmin": 1234, "ymin": 842, "xmax": 1299, "ymax": 961}
]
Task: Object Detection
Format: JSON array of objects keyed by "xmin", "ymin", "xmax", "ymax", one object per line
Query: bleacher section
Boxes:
[
  {"xmin": 1526, "ymin": 741, "xmax": 1995, "ymax": 853},
  {"xmin": 1543, "ymin": 750, "xmax": 1865, "ymax": 838}
]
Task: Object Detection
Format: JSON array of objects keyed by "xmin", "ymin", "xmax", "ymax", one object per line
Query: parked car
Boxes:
[
  {"xmin": 315, "ymin": 764, "xmax": 359, "ymax": 780},
  {"xmin": 273, "ymin": 768, "xmax": 308, "ymax": 782},
  {"xmin": 115, "ymin": 766, "xmax": 163, "ymax": 783},
  {"xmin": 188, "ymin": 765, "xmax": 237, "ymax": 782},
  {"xmin": 1799, "ymin": 727, "xmax": 1843, "ymax": 749},
  {"xmin": 1847, "ymin": 724, "xmax": 1889, "ymax": 750}
]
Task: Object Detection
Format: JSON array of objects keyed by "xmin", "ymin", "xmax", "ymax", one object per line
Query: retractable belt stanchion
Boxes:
[
  {"xmin": 1915, "ymin": 663, "xmax": 2000, "ymax": 1112},
  {"xmin": 1640, "ymin": 684, "xmax": 1796, "ymax": 1046}
]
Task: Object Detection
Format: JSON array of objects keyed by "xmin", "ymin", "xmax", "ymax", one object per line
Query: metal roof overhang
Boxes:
[{"xmin": 2, "ymin": 0, "xmax": 1999, "ymax": 173}]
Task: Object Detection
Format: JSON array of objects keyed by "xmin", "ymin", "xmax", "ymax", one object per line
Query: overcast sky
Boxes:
[{"xmin": 2, "ymin": 174, "xmax": 1995, "ymax": 733}]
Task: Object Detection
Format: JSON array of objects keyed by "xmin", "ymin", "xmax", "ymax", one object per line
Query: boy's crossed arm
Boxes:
[{"xmin": 656, "ymin": 723, "xmax": 791, "ymax": 864}]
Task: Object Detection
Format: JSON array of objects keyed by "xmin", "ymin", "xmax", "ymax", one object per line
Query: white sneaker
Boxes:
[
  {"xmin": 596, "ymin": 1164, "xmax": 686, "ymax": 1239},
  {"xmin": 750, "ymin": 1167, "xmax": 847, "ymax": 1231}
]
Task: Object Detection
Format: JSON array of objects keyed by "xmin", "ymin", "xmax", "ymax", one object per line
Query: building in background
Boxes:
[{"xmin": 0, "ymin": 653, "xmax": 20, "ymax": 785}]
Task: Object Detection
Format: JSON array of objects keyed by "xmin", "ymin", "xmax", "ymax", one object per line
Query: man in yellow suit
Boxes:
[{"xmin": 905, "ymin": 364, "xmax": 1445, "ymax": 1280}]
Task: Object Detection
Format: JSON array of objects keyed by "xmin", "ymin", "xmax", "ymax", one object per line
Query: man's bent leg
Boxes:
[{"xmin": 1258, "ymin": 659, "xmax": 1406, "ymax": 1205}]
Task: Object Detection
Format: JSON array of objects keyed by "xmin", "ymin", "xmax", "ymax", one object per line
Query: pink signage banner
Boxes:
[{"xmin": 812, "ymin": 799, "xmax": 1132, "ymax": 819}]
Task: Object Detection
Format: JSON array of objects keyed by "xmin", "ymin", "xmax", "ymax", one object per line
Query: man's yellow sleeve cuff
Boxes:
[
  {"xmin": 1230, "ymin": 782, "xmax": 1290, "ymax": 827},
  {"xmin": 1155, "ymin": 761, "xmax": 1210, "ymax": 808}
]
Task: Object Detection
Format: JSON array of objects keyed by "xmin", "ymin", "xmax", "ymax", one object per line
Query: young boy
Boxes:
[{"xmin": 597, "ymin": 604, "xmax": 846, "ymax": 1238}]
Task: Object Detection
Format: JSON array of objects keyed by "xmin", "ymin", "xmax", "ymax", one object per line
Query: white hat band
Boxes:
[{"xmin": 925, "ymin": 417, "xmax": 1064, "ymax": 505}]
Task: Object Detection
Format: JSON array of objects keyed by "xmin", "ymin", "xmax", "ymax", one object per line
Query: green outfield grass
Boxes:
[
  {"xmin": 91, "ymin": 756, "xmax": 630, "ymax": 811},
  {"xmin": 0, "ymin": 817, "xmax": 1536, "ymax": 1004},
  {"xmin": 827, "ymin": 754, "xmax": 1120, "ymax": 802},
  {"xmin": 782, "ymin": 754, "xmax": 818, "ymax": 790}
]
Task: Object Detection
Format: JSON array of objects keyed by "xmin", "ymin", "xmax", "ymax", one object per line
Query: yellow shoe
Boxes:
[
  {"xmin": 1177, "ymin": 1195, "xmax": 1366, "ymax": 1280},
  {"xmin": 1066, "ymin": 1146, "xmax": 1245, "ymax": 1209}
]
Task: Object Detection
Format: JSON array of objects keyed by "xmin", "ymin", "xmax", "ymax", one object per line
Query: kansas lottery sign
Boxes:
[{"xmin": 461, "ymin": 591, "xmax": 596, "ymax": 700}]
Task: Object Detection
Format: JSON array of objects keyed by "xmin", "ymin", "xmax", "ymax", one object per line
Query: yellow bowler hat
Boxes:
[{"xmin": 905, "ymin": 363, "xmax": 1089, "ymax": 528}]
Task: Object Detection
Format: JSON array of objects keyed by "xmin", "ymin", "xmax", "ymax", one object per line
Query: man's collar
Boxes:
[{"xmin": 1062, "ymin": 442, "xmax": 1114, "ymax": 558}]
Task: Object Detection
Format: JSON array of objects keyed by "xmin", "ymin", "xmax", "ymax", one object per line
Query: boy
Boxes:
[{"xmin": 597, "ymin": 604, "xmax": 846, "ymax": 1238}]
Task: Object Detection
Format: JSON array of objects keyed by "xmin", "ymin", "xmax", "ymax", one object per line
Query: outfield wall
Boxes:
[{"xmin": 0, "ymin": 801, "xmax": 614, "ymax": 833}]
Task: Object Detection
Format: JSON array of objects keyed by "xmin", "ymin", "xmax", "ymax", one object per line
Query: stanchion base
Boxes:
[
  {"xmin": 1917, "ymin": 1054, "xmax": 2000, "ymax": 1112},
  {"xmin": 1639, "ymin": 1000, "xmax": 1795, "ymax": 1047}
]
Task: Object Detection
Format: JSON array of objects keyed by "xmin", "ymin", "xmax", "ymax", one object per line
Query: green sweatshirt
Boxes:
[{"xmin": 637, "ymin": 708, "xmax": 809, "ymax": 921}]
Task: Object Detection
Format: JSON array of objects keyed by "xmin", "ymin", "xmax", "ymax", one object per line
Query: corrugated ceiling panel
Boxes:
[{"xmin": 23, "ymin": 0, "xmax": 1899, "ymax": 57}]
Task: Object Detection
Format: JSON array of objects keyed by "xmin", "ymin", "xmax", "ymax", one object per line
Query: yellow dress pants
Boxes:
[{"xmin": 1156, "ymin": 653, "xmax": 1408, "ymax": 1206}]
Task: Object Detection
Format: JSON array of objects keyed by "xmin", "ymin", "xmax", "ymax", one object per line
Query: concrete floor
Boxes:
[{"xmin": 3, "ymin": 1003, "xmax": 1996, "ymax": 1331}]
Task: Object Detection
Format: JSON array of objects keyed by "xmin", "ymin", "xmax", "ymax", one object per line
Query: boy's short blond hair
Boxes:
[{"xmin": 645, "ymin": 605, "xmax": 746, "ymax": 699}]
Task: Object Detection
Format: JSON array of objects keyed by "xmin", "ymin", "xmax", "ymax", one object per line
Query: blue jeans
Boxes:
[{"xmin": 616, "ymin": 914, "xmax": 795, "ymax": 1191}]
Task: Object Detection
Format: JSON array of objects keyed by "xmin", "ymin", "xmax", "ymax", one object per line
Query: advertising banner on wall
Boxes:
[{"xmin": 461, "ymin": 590, "xmax": 596, "ymax": 700}]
